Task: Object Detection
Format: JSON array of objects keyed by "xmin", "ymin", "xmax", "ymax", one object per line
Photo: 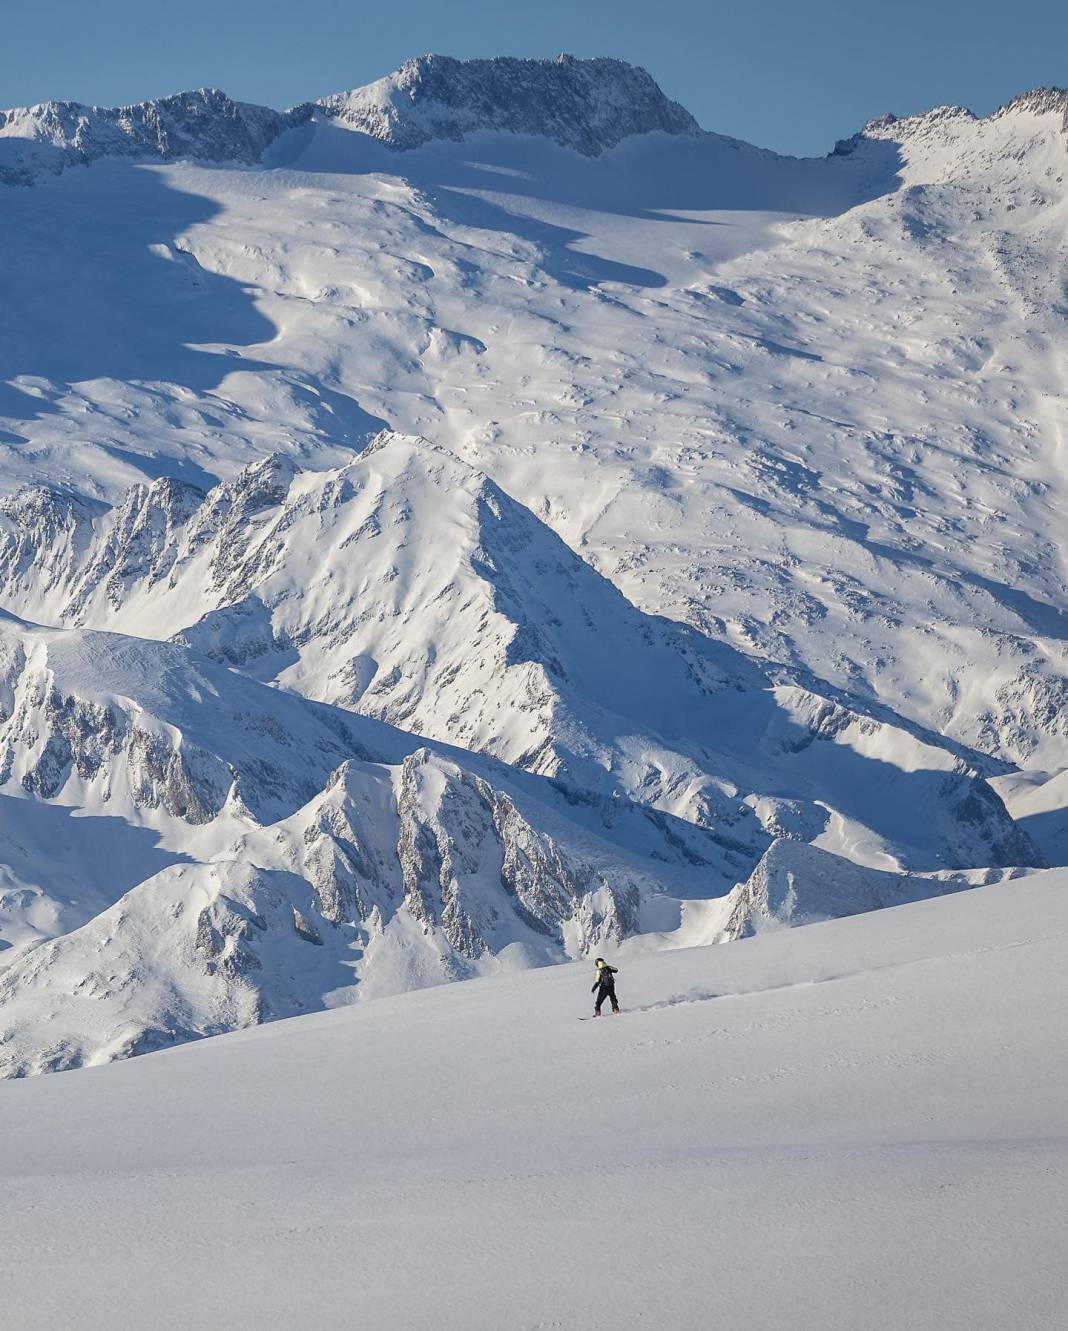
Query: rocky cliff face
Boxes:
[
  {"xmin": 0, "ymin": 488, "xmax": 99, "ymax": 618},
  {"xmin": 723, "ymin": 838, "xmax": 1029, "ymax": 939},
  {"xmin": 316, "ymin": 53, "xmax": 700, "ymax": 155},
  {"xmin": 0, "ymin": 707, "xmax": 655, "ymax": 1077},
  {"xmin": 0, "ymin": 88, "xmax": 296, "ymax": 185}
]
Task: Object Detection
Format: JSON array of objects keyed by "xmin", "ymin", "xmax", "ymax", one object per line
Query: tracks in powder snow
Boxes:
[{"xmin": 581, "ymin": 927, "xmax": 1068, "ymax": 1023}]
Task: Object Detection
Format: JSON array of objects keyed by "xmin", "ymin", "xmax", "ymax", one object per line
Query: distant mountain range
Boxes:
[{"xmin": 0, "ymin": 54, "xmax": 698, "ymax": 185}]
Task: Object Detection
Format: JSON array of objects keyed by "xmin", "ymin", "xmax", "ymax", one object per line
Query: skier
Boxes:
[{"xmin": 591, "ymin": 957, "xmax": 620, "ymax": 1016}]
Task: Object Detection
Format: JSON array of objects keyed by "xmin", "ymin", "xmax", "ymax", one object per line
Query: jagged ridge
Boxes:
[
  {"xmin": 315, "ymin": 53, "xmax": 700, "ymax": 155},
  {"xmin": 0, "ymin": 54, "xmax": 699, "ymax": 186},
  {"xmin": 834, "ymin": 84, "xmax": 1068, "ymax": 157},
  {"xmin": 0, "ymin": 435, "xmax": 1039, "ymax": 890},
  {"xmin": 0, "ymin": 88, "xmax": 296, "ymax": 186}
]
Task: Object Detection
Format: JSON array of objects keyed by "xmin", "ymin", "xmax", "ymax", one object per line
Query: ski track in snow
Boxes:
[{"xmin": 623, "ymin": 923, "xmax": 1068, "ymax": 1019}]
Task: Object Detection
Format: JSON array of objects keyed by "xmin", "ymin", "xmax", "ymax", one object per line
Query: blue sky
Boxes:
[{"xmin": 3, "ymin": 0, "xmax": 1067, "ymax": 156}]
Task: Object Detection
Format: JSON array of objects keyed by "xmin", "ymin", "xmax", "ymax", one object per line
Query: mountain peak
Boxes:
[
  {"xmin": 994, "ymin": 85, "xmax": 1068, "ymax": 127},
  {"xmin": 0, "ymin": 56, "xmax": 699, "ymax": 185},
  {"xmin": 0, "ymin": 86, "xmax": 289, "ymax": 185},
  {"xmin": 313, "ymin": 54, "xmax": 701, "ymax": 156},
  {"xmin": 834, "ymin": 85, "xmax": 1068, "ymax": 159}
]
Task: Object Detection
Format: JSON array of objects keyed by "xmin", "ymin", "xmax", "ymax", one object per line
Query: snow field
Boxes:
[{"xmin": 3, "ymin": 870, "xmax": 1067, "ymax": 1329}]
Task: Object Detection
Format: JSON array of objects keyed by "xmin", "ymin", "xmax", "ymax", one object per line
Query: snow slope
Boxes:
[{"xmin": 3, "ymin": 871, "xmax": 1066, "ymax": 1329}]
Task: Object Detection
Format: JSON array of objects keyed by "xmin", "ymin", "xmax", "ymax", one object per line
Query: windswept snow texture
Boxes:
[
  {"xmin": 3, "ymin": 874, "xmax": 1067, "ymax": 1329},
  {"xmin": 1, "ymin": 55, "xmax": 1068, "ymax": 1072}
]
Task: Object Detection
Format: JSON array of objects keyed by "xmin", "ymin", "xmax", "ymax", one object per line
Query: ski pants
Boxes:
[{"xmin": 594, "ymin": 982, "xmax": 619, "ymax": 1014}]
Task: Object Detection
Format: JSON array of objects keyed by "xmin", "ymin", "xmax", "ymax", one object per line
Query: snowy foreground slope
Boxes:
[
  {"xmin": 4, "ymin": 872, "xmax": 1067, "ymax": 1330},
  {"xmin": 3, "ymin": 54, "xmax": 1068, "ymax": 1071}
]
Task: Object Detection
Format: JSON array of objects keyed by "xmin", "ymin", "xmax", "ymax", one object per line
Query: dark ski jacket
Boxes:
[{"xmin": 591, "ymin": 961, "xmax": 618, "ymax": 993}]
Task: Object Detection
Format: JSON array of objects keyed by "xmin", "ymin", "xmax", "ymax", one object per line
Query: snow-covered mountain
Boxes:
[
  {"xmin": 0, "ymin": 53, "xmax": 698, "ymax": 187},
  {"xmin": 0, "ymin": 88, "xmax": 291, "ymax": 186},
  {"xmin": 315, "ymin": 53, "xmax": 700, "ymax": 154},
  {"xmin": 0, "ymin": 609, "xmax": 731, "ymax": 1074},
  {"xmin": 720, "ymin": 837, "xmax": 1028, "ymax": 939},
  {"xmin": 0, "ymin": 431, "xmax": 1032, "ymax": 881},
  {"xmin": 2, "ymin": 54, "xmax": 1067, "ymax": 1074}
]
